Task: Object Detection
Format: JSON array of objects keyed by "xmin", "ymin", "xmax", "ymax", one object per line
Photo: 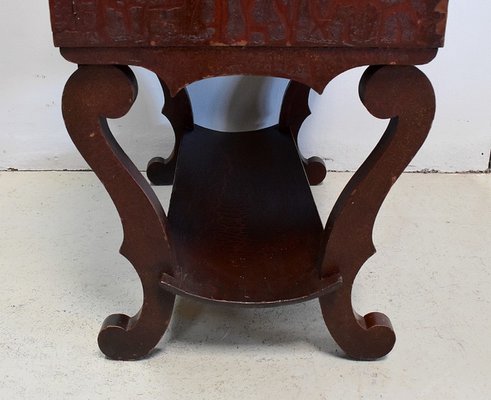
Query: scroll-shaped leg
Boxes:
[
  {"xmin": 62, "ymin": 65, "xmax": 177, "ymax": 360},
  {"xmin": 319, "ymin": 66, "xmax": 435, "ymax": 360},
  {"xmin": 279, "ymin": 81, "xmax": 327, "ymax": 185},
  {"xmin": 147, "ymin": 78, "xmax": 194, "ymax": 185}
]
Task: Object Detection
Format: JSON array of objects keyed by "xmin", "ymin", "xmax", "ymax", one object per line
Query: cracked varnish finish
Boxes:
[{"xmin": 50, "ymin": 0, "xmax": 448, "ymax": 48}]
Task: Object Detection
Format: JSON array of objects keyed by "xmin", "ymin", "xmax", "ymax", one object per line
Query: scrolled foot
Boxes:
[
  {"xmin": 62, "ymin": 65, "xmax": 178, "ymax": 360},
  {"xmin": 147, "ymin": 156, "xmax": 176, "ymax": 185},
  {"xmin": 318, "ymin": 65, "xmax": 435, "ymax": 360},
  {"xmin": 147, "ymin": 79, "xmax": 194, "ymax": 185},
  {"xmin": 279, "ymin": 81, "xmax": 327, "ymax": 185},
  {"xmin": 98, "ymin": 313, "xmax": 140, "ymax": 360},
  {"xmin": 304, "ymin": 156, "xmax": 327, "ymax": 186},
  {"xmin": 320, "ymin": 294, "xmax": 395, "ymax": 360},
  {"xmin": 98, "ymin": 290, "xmax": 175, "ymax": 361}
]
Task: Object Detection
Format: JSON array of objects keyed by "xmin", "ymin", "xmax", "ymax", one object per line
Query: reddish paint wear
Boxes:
[{"xmin": 50, "ymin": 1, "xmax": 449, "ymax": 361}]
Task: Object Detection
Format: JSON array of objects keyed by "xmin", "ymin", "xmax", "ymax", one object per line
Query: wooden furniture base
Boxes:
[{"xmin": 51, "ymin": 0, "xmax": 448, "ymax": 362}]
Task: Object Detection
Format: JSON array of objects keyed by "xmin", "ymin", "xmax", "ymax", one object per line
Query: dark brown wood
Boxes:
[
  {"xmin": 150, "ymin": 79, "xmax": 328, "ymax": 186},
  {"xmin": 161, "ymin": 124, "xmax": 341, "ymax": 304},
  {"xmin": 147, "ymin": 80, "xmax": 194, "ymax": 185},
  {"xmin": 60, "ymin": 47, "xmax": 438, "ymax": 96},
  {"xmin": 50, "ymin": 0, "xmax": 448, "ymax": 48},
  {"xmin": 51, "ymin": 1, "xmax": 448, "ymax": 361},
  {"xmin": 279, "ymin": 81, "xmax": 327, "ymax": 185},
  {"xmin": 319, "ymin": 65, "xmax": 435, "ymax": 360},
  {"xmin": 62, "ymin": 65, "xmax": 177, "ymax": 360}
]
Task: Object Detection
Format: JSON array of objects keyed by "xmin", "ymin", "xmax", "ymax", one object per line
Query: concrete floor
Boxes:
[{"xmin": 0, "ymin": 172, "xmax": 489, "ymax": 399}]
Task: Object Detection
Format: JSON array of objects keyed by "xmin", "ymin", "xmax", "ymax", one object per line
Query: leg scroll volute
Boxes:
[
  {"xmin": 319, "ymin": 65, "xmax": 436, "ymax": 360},
  {"xmin": 147, "ymin": 78, "xmax": 194, "ymax": 185},
  {"xmin": 62, "ymin": 65, "xmax": 177, "ymax": 360},
  {"xmin": 279, "ymin": 81, "xmax": 327, "ymax": 185}
]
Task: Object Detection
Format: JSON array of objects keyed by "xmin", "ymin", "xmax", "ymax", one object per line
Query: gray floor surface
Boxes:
[{"xmin": 1, "ymin": 172, "xmax": 490, "ymax": 399}]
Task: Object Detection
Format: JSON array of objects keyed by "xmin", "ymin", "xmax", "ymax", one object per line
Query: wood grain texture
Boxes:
[
  {"xmin": 162, "ymin": 125, "xmax": 341, "ymax": 305},
  {"xmin": 62, "ymin": 65, "xmax": 177, "ymax": 360},
  {"xmin": 49, "ymin": 0, "xmax": 448, "ymax": 48},
  {"xmin": 60, "ymin": 47, "xmax": 438, "ymax": 95},
  {"xmin": 318, "ymin": 65, "xmax": 436, "ymax": 360},
  {"xmin": 51, "ymin": 0, "xmax": 448, "ymax": 361}
]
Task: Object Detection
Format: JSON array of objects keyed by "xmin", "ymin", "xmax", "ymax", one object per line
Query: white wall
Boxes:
[{"xmin": 1, "ymin": 1, "xmax": 490, "ymax": 172}]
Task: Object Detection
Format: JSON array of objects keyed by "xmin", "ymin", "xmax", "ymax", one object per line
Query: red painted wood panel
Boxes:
[{"xmin": 49, "ymin": 0, "xmax": 448, "ymax": 48}]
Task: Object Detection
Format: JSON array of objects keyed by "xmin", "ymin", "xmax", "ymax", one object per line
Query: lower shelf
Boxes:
[{"xmin": 162, "ymin": 125, "xmax": 340, "ymax": 305}]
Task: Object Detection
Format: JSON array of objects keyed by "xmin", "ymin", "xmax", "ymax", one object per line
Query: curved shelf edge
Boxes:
[{"xmin": 160, "ymin": 272, "xmax": 342, "ymax": 307}]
